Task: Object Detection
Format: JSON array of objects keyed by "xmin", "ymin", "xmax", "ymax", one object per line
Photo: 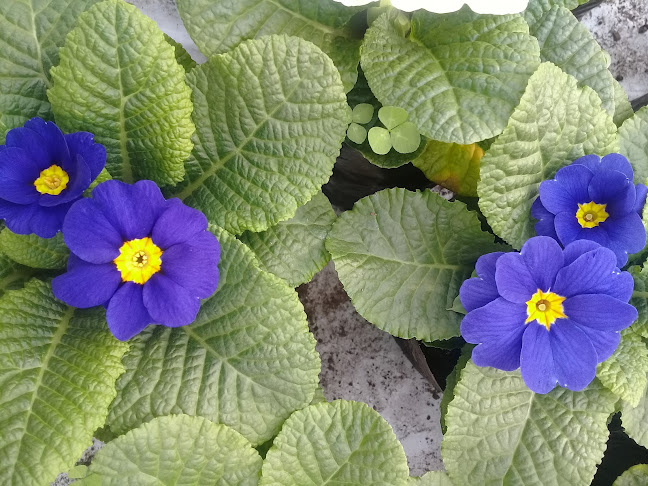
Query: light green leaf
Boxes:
[
  {"xmin": 361, "ymin": 9, "xmax": 540, "ymax": 144},
  {"xmin": 0, "ymin": 230, "xmax": 68, "ymax": 269},
  {"xmin": 239, "ymin": 192, "xmax": 336, "ymax": 287},
  {"xmin": 171, "ymin": 35, "xmax": 349, "ymax": 234},
  {"xmin": 619, "ymin": 106, "xmax": 648, "ymax": 185},
  {"xmin": 66, "ymin": 465, "xmax": 89, "ymax": 480},
  {"xmin": 368, "ymin": 126, "xmax": 392, "ymax": 155},
  {"xmin": 0, "ymin": 250, "xmax": 35, "ymax": 299},
  {"xmin": 260, "ymin": 400, "xmax": 410, "ymax": 486},
  {"xmin": 347, "ymin": 123, "xmax": 368, "ymax": 144},
  {"xmin": 164, "ymin": 33, "xmax": 197, "ymax": 72},
  {"xmin": 442, "ymin": 361, "xmax": 616, "ymax": 486},
  {"xmin": 79, "ymin": 415, "xmax": 262, "ymax": 486},
  {"xmin": 613, "ymin": 465, "xmax": 648, "ymax": 486},
  {"xmin": 0, "ymin": 115, "xmax": 6, "ymax": 144},
  {"xmin": 630, "ymin": 266, "xmax": 648, "ymax": 339},
  {"xmin": 597, "ymin": 328, "xmax": 648, "ymax": 407},
  {"xmin": 621, "ymin": 381, "xmax": 648, "ymax": 449},
  {"xmin": 326, "ymin": 188, "xmax": 503, "ymax": 341},
  {"xmin": 379, "ymin": 106, "xmax": 408, "ymax": 131},
  {"xmin": 106, "ymin": 227, "xmax": 320, "ymax": 446},
  {"xmin": 440, "ymin": 345, "xmax": 472, "ymax": 434},
  {"xmin": 613, "ymin": 78, "xmax": 634, "ymax": 127},
  {"xmin": 478, "ymin": 62, "xmax": 618, "ymax": 249},
  {"xmin": 391, "ymin": 122, "xmax": 421, "ymax": 154},
  {"xmin": 0, "ymin": 0, "xmax": 101, "ymax": 130},
  {"xmin": 352, "ymin": 103, "xmax": 374, "ymax": 125},
  {"xmin": 0, "ymin": 279, "xmax": 128, "ymax": 486},
  {"xmin": 409, "ymin": 471, "xmax": 455, "ymax": 485},
  {"xmin": 48, "ymin": 0, "xmax": 195, "ymax": 186}
]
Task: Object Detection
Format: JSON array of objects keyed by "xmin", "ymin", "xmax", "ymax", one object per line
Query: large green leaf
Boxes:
[
  {"xmin": 619, "ymin": 106, "xmax": 648, "ymax": 185},
  {"xmin": 176, "ymin": 0, "xmax": 363, "ymax": 92},
  {"xmin": 0, "ymin": 279, "xmax": 128, "ymax": 486},
  {"xmin": 80, "ymin": 415, "xmax": 262, "ymax": 486},
  {"xmin": 239, "ymin": 192, "xmax": 336, "ymax": 287},
  {"xmin": 106, "ymin": 227, "xmax": 320, "ymax": 446},
  {"xmin": 613, "ymin": 465, "xmax": 648, "ymax": 486},
  {"xmin": 0, "ymin": 250, "xmax": 35, "ymax": 299},
  {"xmin": 630, "ymin": 266, "xmax": 648, "ymax": 339},
  {"xmin": 621, "ymin": 379, "xmax": 648, "ymax": 450},
  {"xmin": 361, "ymin": 8, "xmax": 540, "ymax": 144},
  {"xmin": 326, "ymin": 188, "xmax": 503, "ymax": 341},
  {"xmin": 478, "ymin": 62, "xmax": 618, "ymax": 249},
  {"xmin": 0, "ymin": 230, "xmax": 68, "ymax": 269},
  {"xmin": 442, "ymin": 361, "xmax": 616, "ymax": 486},
  {"xmin": 48, "ymin": 0, "xmax": 195, "ymax": 186},
  {"xmin": 259, "ymin": 400, "xmax": 410, "ymax": 486},
  {"xmin": 0, "ymin": 0, "xmax": 100, "ymax": 130},
  {"xmin": 164, "ymin": 34, "xmax": 197, "ymax": 72},
  {"xmin": 171, "ymin": 35, "xmax": 349, "ymax": 234},
  {"xmin": 612, "ymin": 78, "xmax": 634, "ymax": 127}
]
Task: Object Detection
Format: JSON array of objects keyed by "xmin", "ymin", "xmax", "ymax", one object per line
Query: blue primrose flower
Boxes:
[
  {"xmin": 52, "ymin": 180, "xmax": 220, "ymax": 341},
  {"xmin": 460, "ymin": 236, "xmax": 637, "ymax": 394},
  {"xmin": 0, "ymin": 117, "xmax": 106, "ymax": 238},
  {"xmin": 532, "ymin": 153, "xmax": 647, "ymax": 266}
]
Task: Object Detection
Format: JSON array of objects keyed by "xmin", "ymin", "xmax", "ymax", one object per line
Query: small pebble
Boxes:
[
  {"xmin": 616, "ymin": 74, "xmax": 624, "ymax": 82},
  {"xmin": 640, "ymin": 24, "xmax": 648, "ymax": 34},
  {"xmin": 612, "ymin": 30, "xmax": 621, "ymax": 41}
]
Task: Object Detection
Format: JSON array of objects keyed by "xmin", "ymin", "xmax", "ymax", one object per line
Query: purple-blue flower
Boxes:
[
  {"xmin": 532, "ymin": 153, "xmax": 647, "ymax": 266},
  {"xmin": 460, "ymin": 236, "xmax": 636, "ymax": 394},
  {"xmin": 52, "ymin": 180, "xmax": 220, "ymax": 341},
  {"xmin": 0, "ymin": 117, "xmax": 106, "ymax": 238}
]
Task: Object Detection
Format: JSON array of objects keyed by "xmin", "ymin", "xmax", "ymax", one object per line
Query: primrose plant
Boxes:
[{"xmin": 1, "ymin": 0, "xmax": 648, "ymax": 486}]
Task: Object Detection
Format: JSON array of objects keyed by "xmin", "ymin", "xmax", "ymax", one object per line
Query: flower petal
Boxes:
[
  {"xmin": 555, "ymin": 211, "xmax": 610, "ymax": 247},
  {"xmin": 471, "ymin": 337, "xmax": 523, "ymax": 372},
  {"xmin": 563, "ymin": 294, "xmax": 637, "ymax": 331},
  {"xmin": 634, "ymin": 184, "xmax": 647, "ymax": 214},
  {"xmin": 553, "ymin": 246, "xmax": 618, "ymax": 297},
  {"xmin": 588, "ymin": 169, "xmax": 636, "ymax": 216},
  {"xmin": 601, "ymin": 153, "xmax": 635, "ymax": 179},
  {"xmin": 520, "ymin": 236, "xmax": 564, "ymax": 290},
  {"xmin": 1, "ymin": 201, "xmax": 68, "ymax": 238},
  {"xmin": 152, "ymin": 198, "xmax": 208, "ymax": 249},
  {"xmin": 495, "ymin": 253, "xmax": 539, "ymax": 303},
  {"xmin": 531, "ymin": 197, "xmax": 558, "ymax": 240},
  {"xmin": 460, "ymin": 297, "xmax": 526, "ymax": 344},
  {"xmin": 538, "ymin": 164, "xmax": 593, "ymax": 214},
  {"xmin": 39, "ymin": 154, "xmax": 91, "ymax": 207},
  {"xmin": 52, "ymin": 257, "xmax": 121, "ymax": 308},
  {"xmin": 562, "ymin": 240, "xmax": 601, "ymax": 266},
  {"xmin": 4, "ymin": 125, "xmax": 52, "ymax": 170},
  {"xmin": 64, "ymin": 132, "xmax": 106, "ymax": 180},
  {"xmin": 0, "ymin": 147, "xmax": 41, "ymax": 204},
  {"xmin": 143, "ymin": 273, "xmax": 201, "ymax": 327},
  {"xmin": 576, "ymin": 325, "xmax": 621, "ymax": 363},
  {"xmin": 520, "ymin": 324, "xmax": 557, "ymax": 394},
  {"xmin": 604, "ymin": 212, "xmax": 647, "ymax": 266},
  {"xmin": 460, "ymin": 252, "xmax": 504, "ymax": 312},
  {"xmin": 475, "ymin": 252, "xmax": 505, "ymax": 280},
  {"xmin": 549, "ymin": 320, "xmax": 597, "ymax": 391},
  {"xmin": 23, "ymin": 117, "xmax": 70, "ymax": 167},
  {"xmin": 106, "ymin": 282, "xmax": 152, "ymax": 341}
]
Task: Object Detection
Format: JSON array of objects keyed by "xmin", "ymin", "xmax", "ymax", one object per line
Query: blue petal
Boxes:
[
  {"xmin": 22, "ymin": 118, "xmax": 70, "ymax": 168},
  {"xmin": 562, "ymin": 240, "xmax": 601, "ymax": 266},
  {"xmin": 563, "ymin": 294, "xmax": 637, "ymax": 331},
  {"xmin": 520, "ymin": 324, "xmax": 556, "ymax": 394},
  {"xmin": 531, "ymin": 197, "xmax": 558, "ymax": 240},
  {"xmin": 601, "ymin": 153, "xmax": 634, "ymax": 179},
  {"xmin": 604, "ymin": 213, "xmax": 647, "ymax": 266},
  {"xmin": 588, "ymin": 169, "xmax": 635, "ymax": 216},
  {"xmin": 553, "ymin": 246, "xmax": 618, "ymax": 297},
  {"xmin": 143, "ymin": 273, "xmax": 201, "ymax": 327},
  {"xmin": 460, "ymin": 297, "xmax": 526, "ymax": 344},
  {"xmin": 151, "ymin": 198, "xmax": 208, "ymax": 249},
  {"xmin": 4, "ymin": 124, "xmax": 53, "ymax": 170},
  {"xmin": 555, "ymin": 211, "xmax": 610, "ymax": 247},
  {"xmin": 495, "ymin": 253, "xmax": 537, "ymax": 303},
  {"xmin": 549, "ymin": 319, "xmax": 597, "ymax": 391},
  {"xmin": 520, "ymin": 236, "xmax": 564, "ymax": 290},
  {"xmin": 460, "ymin": 252, "xmax": 504, "ymax": 312},
  {"xmin": 64, "ymin": 132, "xmax": 106, "ymax": 180},
  {"xmin": 476, "ymin": 252, "xmax": 505, "ymax": 280},
  {"xmin": 0, "ymin": 147, "xmax": 41, "ymax": 204},
  {"xmin": 1, "ymin": 201, "xmax": 68, "ymax": 238},
  {"xmin": 38, "ymin": 154, "xmax": 90, "ymax": 207},
  {"xmin": 52, "ymin": 257, "xmax": 121, "ymax": 308},
  {"xmin": 538, "ymin": 164, "xmax": 593, "ymax": 214},
  {"xmin": 106, "ymin": 282, "xmax": 152, "ymax": 341},
  {"xmin": 571, "ymin": 154, "xmax": 602, "ymax": 173},
  {"xmin": 634, "ymin": 184, "xmax": 647, "ymax": 214},
  {"xmin": 472, "ymin": 340, "xmax": 522, "ymax": 372},
  {"xmin": 576, "ymin": 325, "xmax": 621, "ymax": 363}
]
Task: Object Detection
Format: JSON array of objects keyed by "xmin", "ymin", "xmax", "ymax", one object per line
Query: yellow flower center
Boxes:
[
  {"xmin": 33, "ymin": 165, "xmax": 69, "ymax": 195},
  {"xmin": 576, "ymin": 201, "xmax": 609, "ymax": 228},
  {"xmin": 525, "ymin": 289, "xmax": 567, "ymax": 331},
  {"xmin": 113, "ymin": 237, "xmax": 162, "ymax": 285}
]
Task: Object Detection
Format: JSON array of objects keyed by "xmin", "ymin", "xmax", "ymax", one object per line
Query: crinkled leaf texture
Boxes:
[
  {"xmin": 106, "ymin": 227, "xmax": 320, "ymax": 446},
  {"xmin": 613, "ymin": 465, "xmax": 648, "ymax": 486},
  {"xmin": 164, "ymin": 34, "xmax": 197, "ymax": 72},
  {"xmin": 361, "ymin": 8, "xmax": 540, "ymax": 144},
  {"xmin": 239, "ymin": 192, "xmax": 336, "ymax": 287},
  {"xmin": 176, "ymin": 0, "xmax": 363, "ymax": 92},
  {"xmin": 79, "ymin": 415, "xmax": 262, "ymax": 486},
  {"xmin": 621, "ymin": 381, "xmax": 648, "ymax": 450},
  {"xmin": 0, "ymin": 250, "xmax": 35, "ymax": 299},
  {"xmin": 260, "ymin": 400, "xmax": 410, "ymax": 486},
  {"xmin": 630, "ymin": 266, "xmax": 648, "ymax": 339},
  {"xmin": 442, "ymin": 361, "xmax": 616, "ymax": 486},
  {"xmin": 171, "ymin": 35, "xmax": 349, "ymax": 234},
  {"xmin": 619, "ymin": 106, "xmax": 648, "ymax": 185},
  {"xmin": 326, "ymin": 188, "xmax": 503, "ymax": 341},
  {"xmin": 0, "ymin": 0, "xmax": 100, "ymax": 129},
  {"xmin": 48, "ymin": 0, "xmax": 195, "ymax": 186},
  {"xmin": 0, "ymin": 230, "xmax": 68, "ymax": 269},
  {"xmin": 0, "ymin": 280, "xmax": 128, "ymax": 486},
  {"xmin": 478, "ymin": 62, "xmax": 618, "ymax": 249}
]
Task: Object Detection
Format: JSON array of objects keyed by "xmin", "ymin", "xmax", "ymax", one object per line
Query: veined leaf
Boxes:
[
  {"xmin": 0, "ymin": 114, "xmax": 6, "ymax": 144},
  {"xmin": 79, "ymin": 415, "xmax": 262, "ymax": 486},
  {"xmin": 164, "ymin": 34, "xmax": 197, "ymax": 72},
  {"xmin": 630, "ymin": 266, "xmax": 648, "ymax": 339},
  {"xmin": 612, "ymin": 78, "xmax": 634, "ymax": 127},
  {"xmin": 0, "ymin": 0, "xmax": 100, "ymax": 130},
  {"xmin": 478, "ymin": 62, "xmax": 618, "ymax": 249},
  {"xmin": 621, "ymin": 380, "xmax": 648, "ymax": 450},
  {"xmin": 0, "ymin": 280, "xmax": 128, "ymax": 485},
  {"xmin": 0, "ymin": 230, "xmax": 68, "ymax": 269},
  {"xmin": 0, "ymin": 250, "xmax": 35, "ymax": 299},
  {"xmin": 326, "ymin": 188, "xmax": 503, "ymax": 341},
  {"xmin": 106, "ymin": 227, "xmax": 320, "ymax": 446},
  {"xmin": 260, "ymin": 400, "xmax": 410, "ymax": 486},
  {"xmin": 239, "ymin": 192, "xmax": 336, "ymax": 287},
  {"xmin": 613, "ymin": 465, "xmax": 648, "ymax": 486},
  {"xmin": 171, "ymin": 35, "xmax": 349, "ymax": 234},
  {"xmin": 176, "ymin": 0, "xmax": 364, "ymax": 91},
  {"xmin": 361, "ymin": 8, "xmax": 540, "ymax": 144},
  {"xmin": 442, "ymin": 361, "xmax": 616, "ymax": 486},
  {"xmin": 48, "ymin": 0, "xmax": 195, "ymax": 186},
  {"xmin": 619, "ymin": 106, "xmax": 648, "ymax": 186}
]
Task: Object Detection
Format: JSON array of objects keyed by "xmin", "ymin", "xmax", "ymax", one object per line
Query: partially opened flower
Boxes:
[
  {"xmin": 532, "ymin": 154, "xmax": 647, "ymax": 267},
  {"xmin": 0, "ymin": 117, "xmax": 106, "ymax": 238},
  {"xmin": 52, "ymin": 180, "xmax": 220, "ymax": 341},
  {"xmin": 332, "ymin": 0, "xmax": 529, "ymax": 14},
  {"xmin": 460, "ymin": 236, "xmax": 636, "ymax": 394}
]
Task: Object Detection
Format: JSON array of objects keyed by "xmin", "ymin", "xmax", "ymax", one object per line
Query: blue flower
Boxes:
[
  {"xmin": 460, "ymin": 236, "xmax": 636, "ymax": 394},
  {"xmin": 0, "ymin": 117, "xmax": 106, "ymax": 238},
  {"xmin": 52, "ymin": 180, "xmax": 220, "ymax": 341},
  {"xmin": 532, "ymin": 153, "xmax": 647, "ymax": 266}
]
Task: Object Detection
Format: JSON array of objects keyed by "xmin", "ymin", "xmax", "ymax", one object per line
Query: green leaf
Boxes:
[
  {"xmin": 621, "ymin": 381, "xmax": 648, "ymax": 450},
  {"xmin": 48, "ymin": 0, "xmax": 195, "ymax": 186},
  {"xmin": 440, "ymin": 345, "xmax": 472, "ymax": 434},
  {"xmin": 79, "ymin": 415, "xmax": 262, "ymax": 486},
  {"xmin": 164, "ymin": 34, "xmax": 197, "ymax": 72},
  {"xmin": 0, "ymin": 115, "xmax": 6, "ymax": 144},
  {"xmin": 0, "ymin": 280, "xmax": 128, "ymax": 486},
  {"xmin": 409, "ymin": 471, "xmax": 455, "ymax": 485},
  {"xmin": 630, "ymin": 266, "xmax": 648, "ymax": 339},
  {"xmin": 0, "ymin": 250, "xmax": 35, "ymax": 299},
  {"xmin": 613, "ymin": 78, "xmax": 634, "ymax": 127},
  {"xmin": 106, "ymin": 227, "xmax": 320, "ymax": 446},
  {"xmin": 442, "ymin": 361, "xmax": 617, "ymax": 486},
  {"xmin": 176, "ymin": 0, "xmax": 363, "ymax": 92},
  {"xmin": 619, "ymin": 106, "xmax": 648, "ymax": 185},
  {"xmin": 259, "ymin": 400, "xmax": 410, "ymax": 486},
  {"xmin": 361, "ymin": 9, "xmax": 540, "ymax": 144},
  {"xmin": 326, "ymin": 188, "xmax": 503, "ymax": 340},
  {"xmin": 66, "ymin": 465, "xmax": 89, "ymax": 480},
  {"xmin": 523, "ymin": 4, "xmax": 615, "ymax": 115},
  {"xmin": 379, "ymin": 106, "xmax": 409, "ymax": 130},
  {"xmin": 391, "ymin": 122, "xmax": 421, "ymax": 154},
  {"xmin": 413, "ymin": 141, "xmax": 484, "ymax": 197},
  {"xmin": 347, "ymin": 123, "xmax": 368, "ymax": 144},
  {"xmin": 613, "ymin": 465, "xmax": 648, "ymax": 486},
  {"xmin": 478, "ymin": 62, "xmax": 618, "ymax": 249},
  {"xmin": 368, "ymin": 126, "xmax": 392, "ymax": 155},
  {"xmin": 597, "ymin": 328, "xmax": 648, "ymax": 407},
  {"xmin": 352, "ymin": 103, "xmax": 374, "ymax": 125},
  {"xmin": 239, "ymin": 192, "xmax": 336, "ymax": 287},
  {"xmin": 171, "ymin": 35, "xmax": 349, "ymax": 234},
  {"xmin": 0, "ymin": 230, "xmax": 68, "ymax": 269},
  {"xmin": 0, "ymin": 0, "xmax": 101, "ymax": 130}
]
